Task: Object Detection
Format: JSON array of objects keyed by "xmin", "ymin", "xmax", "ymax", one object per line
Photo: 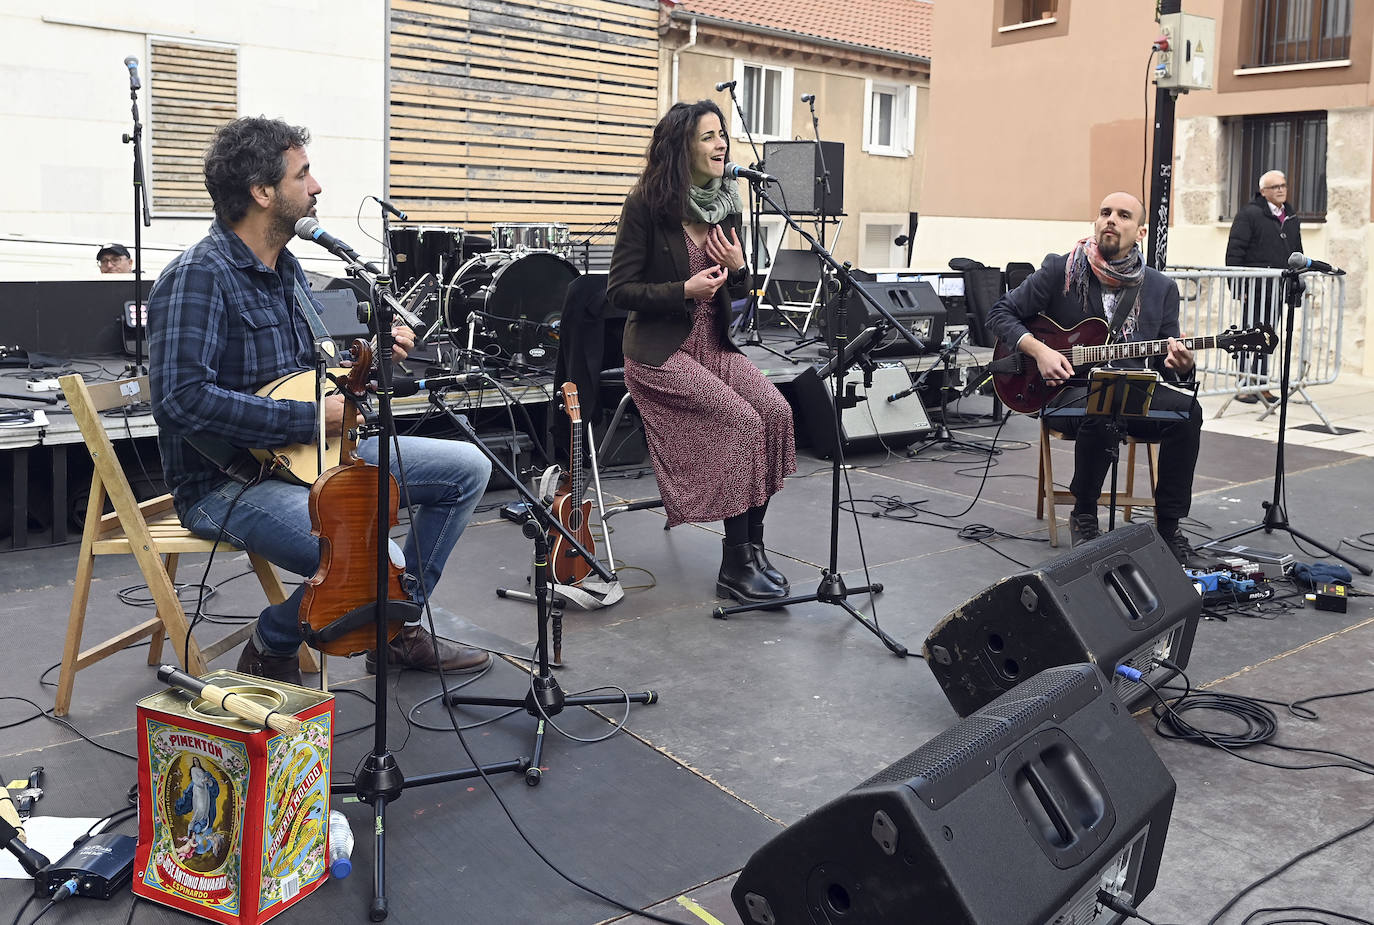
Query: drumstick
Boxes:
[{"xmin": 156, "ymin": 665, "xmax": 303, "ymax": 736}]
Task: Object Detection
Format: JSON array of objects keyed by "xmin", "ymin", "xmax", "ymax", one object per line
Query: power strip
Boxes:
[{"xmin": 25, "ymin": 379, "xmax": 61, "ymax": 392}]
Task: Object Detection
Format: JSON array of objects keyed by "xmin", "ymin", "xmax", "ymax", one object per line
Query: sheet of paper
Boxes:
[{"xmin": 0, "ymin": 816, "xmax": 101, "ymax": 879}]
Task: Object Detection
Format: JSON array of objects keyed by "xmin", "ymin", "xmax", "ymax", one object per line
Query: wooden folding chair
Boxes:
[
  {"xmin": 55, "ymin": 374, "xmax": 319, "ymax": 717},
  {"xmin": 1037, "ymin": 418, "xmax": 1160, "ymax": 548}
]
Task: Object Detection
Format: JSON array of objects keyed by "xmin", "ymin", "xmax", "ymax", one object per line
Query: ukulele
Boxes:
[
  {"xmin": 989, "ymin": 316, "xmax": 1277, "ymax": 414},
  {"xmin": 549, "ymin": 383, "xmax": 596, "ymax": 585}
]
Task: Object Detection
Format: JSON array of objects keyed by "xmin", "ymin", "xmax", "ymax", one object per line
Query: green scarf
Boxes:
[{"xmin": 685, "ymin": 177, "xmax": 743, "ymax": 225}]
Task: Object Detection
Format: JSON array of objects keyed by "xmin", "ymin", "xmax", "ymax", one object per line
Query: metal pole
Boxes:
[{"xmin": 1146, "ymin": 0, "xmax": 1182, "ymax": 270}]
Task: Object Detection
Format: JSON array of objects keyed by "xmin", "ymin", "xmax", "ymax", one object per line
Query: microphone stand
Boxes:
[
  {"xmin": 429, "ymin": 394, "xmax": 659, "ymax": 782},
  {"xmin": 781, "ymin": 96, "xmax": 833, "ymax": 356},
  {"xmin": 320, "ymin": 254, "xmax": 529, "ymax": 921},
  {"xmin": 714, "ymin": 182, "xmax": 918, "ymax": 656},
  {"xmin": 121, "ymin": 62, "xmax": 151, "ymax": 377},
  {"xmin": 884, "ymin": 328, "xmax": 988, "ymax": 453},
  {"xmin": 1201, "ymin": 267, "xmax": 1370, "ymax": 574},
  {"xmin": 721, "ymin": 85, "xmax": 800, "ymax": 365}
]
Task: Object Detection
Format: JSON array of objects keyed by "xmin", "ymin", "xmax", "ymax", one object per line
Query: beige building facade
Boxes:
[
  {"xmin": 659, "ymin": 1, "xmax": 932, "ymax": 271},
  {"xmin": 917, "ymin": 0, "xmax": 1374, "ymax": 375}
]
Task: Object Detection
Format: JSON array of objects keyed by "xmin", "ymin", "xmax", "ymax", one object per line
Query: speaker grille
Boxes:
[{"xmin": 857, "ymin": 664, "xmax": 1101, "ymax": 794}]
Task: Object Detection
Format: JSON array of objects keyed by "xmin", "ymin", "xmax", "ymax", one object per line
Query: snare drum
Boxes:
[
  {"xmin": 387, "ymin": 226, "xmax": 464, "ymax": 289},
  {"xmin": 443, "ymin": 250, "xmax": 579, "ymax": 369},
  {"xmin": 489, "ymin": 222, "xmax": 571, "ymax": 256}
]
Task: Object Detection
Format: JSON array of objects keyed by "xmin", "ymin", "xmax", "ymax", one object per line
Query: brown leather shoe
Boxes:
[
  {"xmin": 365, "ymin": 624, "xmax": 491, "ymax": 674},
  {"xmin": 236, "ymin": 638, "xmax": 303, "ymax": 686}
]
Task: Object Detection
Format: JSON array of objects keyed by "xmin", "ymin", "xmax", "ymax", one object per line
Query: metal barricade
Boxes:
[{"xmin": 1166, "ymin": 265, "xmax": 1345, "ymax": 431}]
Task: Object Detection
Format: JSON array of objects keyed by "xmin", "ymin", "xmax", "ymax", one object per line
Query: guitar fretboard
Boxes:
[{"xmin": 1064, "ymin": 334, "xmax": 1222, "ymax": 366}]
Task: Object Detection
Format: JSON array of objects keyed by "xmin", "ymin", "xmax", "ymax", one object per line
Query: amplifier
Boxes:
[{"xmin": 822, "ymin": 279, "xmax": 945, "ymax": 357}]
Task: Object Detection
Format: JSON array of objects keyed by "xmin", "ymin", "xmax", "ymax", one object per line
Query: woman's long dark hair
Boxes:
[{"xmin": 633, "ymin": 100, "xmax": 730, "ymax": 224}]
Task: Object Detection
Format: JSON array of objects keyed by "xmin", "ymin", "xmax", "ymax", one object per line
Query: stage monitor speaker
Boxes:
[
  {"xmin": 924, "ymin": 522, "xmax": 1201, "ymax": 717},
  {"xmin": 822, "ymin": 278, "xmax": 946, "ymax": 358},
  {"xmin": 792, "ymin": 364, "xmax": 932, "ymax": 458},
  {"xmin": 732, "ymin": 663, "xmax": 1176, "ymax": 925},
  {"xmin": 762, "ymin": 140, "xmax": 844, "ymax": 215}
]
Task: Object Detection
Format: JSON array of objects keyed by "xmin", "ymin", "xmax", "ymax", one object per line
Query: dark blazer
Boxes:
[
  {"xmin": 606, "ymin": 188, "xmax": 748, "ymax": 366},
  {"xmin": 1225, "ymin": 194, "xmax": 1303, "ymax": 269},
  {"xmin": 986, "ymin": 252, "xmax": 1183, "ymax": 377}
]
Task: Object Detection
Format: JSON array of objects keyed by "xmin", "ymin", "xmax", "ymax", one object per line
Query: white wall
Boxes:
[{"xmin": 0, "ymin": 1, "xmax": 387, "ymax": 280}]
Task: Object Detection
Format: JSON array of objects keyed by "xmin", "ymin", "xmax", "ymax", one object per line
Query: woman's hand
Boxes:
[
  {"xmin": 705, "ymin": 226, "xmax": 745, "ymax": 274},
  {"xmin": 684, "ymin": 264, "xmax": 727, "ymax": 301}
]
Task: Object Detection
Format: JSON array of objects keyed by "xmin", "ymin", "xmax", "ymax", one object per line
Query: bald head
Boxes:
[{"xmin": 1094, "ymin": 192, "xmax": 1147, "ymax": 259}]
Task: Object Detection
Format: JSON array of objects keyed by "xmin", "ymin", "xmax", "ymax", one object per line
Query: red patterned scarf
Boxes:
[{"xmin": 1064, "ymin": 236, "xmax": 1144, "ymax": 305}]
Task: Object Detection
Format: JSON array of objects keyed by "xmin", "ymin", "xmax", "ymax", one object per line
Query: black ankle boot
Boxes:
[
  {"xmin": 751, "ymin": 542, "xmax": 789, "ymax": 590},
  {"xmin": 717, "ymin": 540, "xmax": 786, "ymax": 603}
]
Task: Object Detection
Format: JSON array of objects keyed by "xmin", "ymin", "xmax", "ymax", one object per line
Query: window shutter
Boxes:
[{"xmin": 149, "ymin": 40, "xmax": 238, "ymax": 215}]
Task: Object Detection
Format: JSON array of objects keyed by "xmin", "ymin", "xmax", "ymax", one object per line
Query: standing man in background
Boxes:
[{"xmin": 1225, "ymin": 169, "xmax": 1302, "ymax": 404}]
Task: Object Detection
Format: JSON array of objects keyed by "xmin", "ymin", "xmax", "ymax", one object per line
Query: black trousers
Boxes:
[{"xmin": 1042, "ymin": 379, "xmax": 1203, "ymax": 522}]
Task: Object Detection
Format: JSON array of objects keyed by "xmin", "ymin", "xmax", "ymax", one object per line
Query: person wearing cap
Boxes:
[{"xmin": 97, "ymin": 244, "xmax": 132, "ymax": 273}]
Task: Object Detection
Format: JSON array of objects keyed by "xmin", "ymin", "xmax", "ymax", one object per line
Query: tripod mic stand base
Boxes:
[{"xmin": 712, "ymin": 573, "xmax": 906, "ymax": 656}]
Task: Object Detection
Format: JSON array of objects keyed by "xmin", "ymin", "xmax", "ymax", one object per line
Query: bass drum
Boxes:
[{"xmin": 443, "ymin": 250, "xmax": 579, "ymax": 371}]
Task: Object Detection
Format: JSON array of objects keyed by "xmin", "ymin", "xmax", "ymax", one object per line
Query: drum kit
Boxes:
[{"xmin": 388, "ymin": 222, "xmax": 579, "ymax": 374}]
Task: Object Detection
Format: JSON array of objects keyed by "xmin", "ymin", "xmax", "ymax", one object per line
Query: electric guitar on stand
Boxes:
[
  {"xmin": 549, "ymin": 382, "xmax": 595, "ymax": 585},
  {"xmin": 989, "ymin": 316, "xmax": 1277, "ymax": 414}
]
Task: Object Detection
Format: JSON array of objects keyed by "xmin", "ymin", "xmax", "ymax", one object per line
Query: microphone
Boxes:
[
  {"xmin": 0, "ymin": 816, "xmax": 50, "ymax": 879},
  {"xmin": 725, "ymin": 162, "xmax": 777, "ymax": 185},
  {"xmin": 391, "ymin": 373, "xmax": 488, "ymax": 398},
  {"xmin": 1287, "ymin": 252, "xmax": 1344, "ymax": 275},
  {"xmin": 370, "ymin": 196, "xmax": 407, "ymax": 221},
  {"xmin": 715, "ymin": 80, "xmax": 736, "ymax": 92},
  {"xmin": 800, "ymin": 93, "xmax": 815, "ymax": 103},
  {"xmin": 124, "ymin": 56, "xmax": 141, "ymax": 91},
  {"xmin": 294, "ymin": 217, "xmax": 380, "ymax": 272}
]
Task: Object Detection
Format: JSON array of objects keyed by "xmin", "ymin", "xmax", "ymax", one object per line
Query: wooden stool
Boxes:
[{"xmin": 1036, "ymin": 417, "xmax": 1160, "ymax": 547}]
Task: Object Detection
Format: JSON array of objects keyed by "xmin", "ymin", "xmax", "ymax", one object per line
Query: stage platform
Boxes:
[{"xmin": 3, "ymin": 368, "xmax": 1373, "ymax": 923}]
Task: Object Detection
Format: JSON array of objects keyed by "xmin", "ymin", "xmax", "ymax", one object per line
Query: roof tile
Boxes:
[{"xmin": 669, "ymin": 0, "xmax": 933, "ymax": 60}]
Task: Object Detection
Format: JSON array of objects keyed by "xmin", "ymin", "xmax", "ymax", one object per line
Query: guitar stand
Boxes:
[{"xmin": 426, "ymin": 393, "xmax": 659, "ymax": 785}]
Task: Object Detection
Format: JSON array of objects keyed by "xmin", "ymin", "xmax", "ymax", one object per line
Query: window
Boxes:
[
  {"xmin": 1224, "ymin": 112, "xmax": 1327, "ymax": 221},
  {"xmin": 731, "ymin": 61, "xmax": 792, "ymax": 140},
  {"xmin": 860, "ymin": 221, "xmax": 905, "ymax": 269},
  {"xmin": 1002, "ymin": 0, "xmax": 1057, "ymax": 27},
  {"xmin": 149, "ymin": 38, "xmax": 238, "ymax": 215},
  {"xmin": 1246, "ymin": 0, "xmax": 1351, "ymax": 67},
  {"xmin": 862, "ymin": 81, "xmax": 916, "ymax": 157}
]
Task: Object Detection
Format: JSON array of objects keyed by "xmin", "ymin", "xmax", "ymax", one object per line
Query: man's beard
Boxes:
[
  {"xmin": 1097, "ymin": 232, "xmax": 1129, "ymax": 260},
  {"xmin": 268, "ymin": 198, "xmax": 311, "ymax": 246}
]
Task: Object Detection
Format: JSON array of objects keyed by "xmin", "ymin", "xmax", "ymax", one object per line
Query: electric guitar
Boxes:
[
  {"xmin": 990, "ymin": 316, "xmax": 1277, "ymax": 415},
  {"xmin": 549, "ymin": 382, "xmax": 595, "ymax": 585}
]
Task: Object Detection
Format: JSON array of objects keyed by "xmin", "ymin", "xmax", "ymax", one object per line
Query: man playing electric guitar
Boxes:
[
  {"xmin": 148, "ymin": 117, "xmax": 492, "ymax": 683},
  {"xmin": 986, "ymin": 191, "xmax": 1204, "ymax": 564}
]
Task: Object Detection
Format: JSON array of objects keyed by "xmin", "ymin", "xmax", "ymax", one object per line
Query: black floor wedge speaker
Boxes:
[
  {"xmin": 732, "ymin": 663, "xmax": 1176, "ymax": 925},
  {"xmin": 924, "ymin": 522, "xmax": 1201, "ymax": 717}
]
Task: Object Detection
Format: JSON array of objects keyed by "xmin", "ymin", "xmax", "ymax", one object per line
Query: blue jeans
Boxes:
[{"xmin": 183, "ymin": 436, "xmax": 491, "ymax": 656}]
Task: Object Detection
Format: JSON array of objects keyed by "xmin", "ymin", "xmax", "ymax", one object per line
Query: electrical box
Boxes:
[{"xmin": 1156, "ymin": 13, "xmax": 1215, "ymax": 91}]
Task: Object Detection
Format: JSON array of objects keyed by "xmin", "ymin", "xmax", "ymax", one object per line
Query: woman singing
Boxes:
[{"xmin": 607, "ymin": 100, "xmax": 796, "ymax": 605}]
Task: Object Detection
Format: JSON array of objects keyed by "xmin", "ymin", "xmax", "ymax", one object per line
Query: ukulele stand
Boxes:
[
  {"xmin": 321, "ymin": 251, "xmax": 528, "ymax": 922},
  {"xmin": 426, "ymin": 393, "xmax": 659, "ymax": 785}
]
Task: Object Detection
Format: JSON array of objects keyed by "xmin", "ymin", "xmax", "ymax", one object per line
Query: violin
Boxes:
[
  {"xmin": 298, "ymin": 339, "xmax": 419, "ymax": 656},
  {"xmin": 549, "ymin": 383, "xmax": 596, "ymax": 585}
]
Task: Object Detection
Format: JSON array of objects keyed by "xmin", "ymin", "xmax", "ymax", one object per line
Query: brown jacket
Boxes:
[{"xmin": 606, "ymin": 188, "xmax": 748, "ymax": 366}]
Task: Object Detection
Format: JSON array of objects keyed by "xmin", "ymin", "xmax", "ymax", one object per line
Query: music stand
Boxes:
[{"xmin": 1083, "ymin": 368, "xmax": 1157, "ymax": 533}]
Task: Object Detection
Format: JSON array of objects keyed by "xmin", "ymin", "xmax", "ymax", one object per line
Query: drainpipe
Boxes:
[{"xmin": 671, "ymin": 17, "xmax": 697, "ymax": 105}]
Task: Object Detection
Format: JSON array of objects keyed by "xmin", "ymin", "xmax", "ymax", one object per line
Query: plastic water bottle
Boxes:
[{"xmin": 327, "ymin": 810, "xmax": 354, "ymax": 878}]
